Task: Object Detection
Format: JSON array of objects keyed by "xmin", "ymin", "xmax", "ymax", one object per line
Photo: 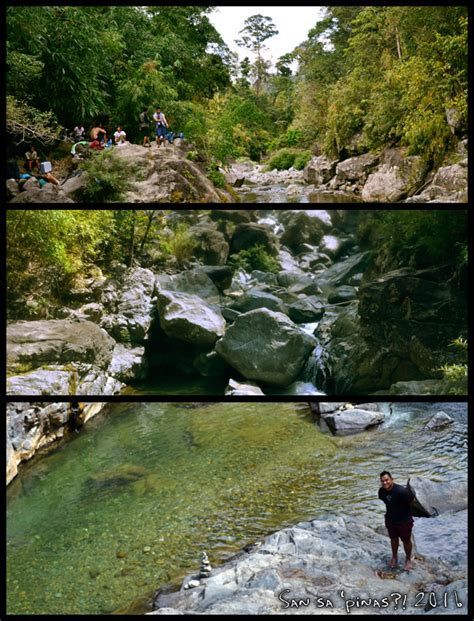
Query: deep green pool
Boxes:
[{"xmin": 7, "ymin": 402, "xmax": 467, "ymax": 614}]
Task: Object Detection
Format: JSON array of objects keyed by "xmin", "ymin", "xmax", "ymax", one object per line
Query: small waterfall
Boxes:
[{"xmin": 302, "ymin": 340, "xmax": 330, "ymax": 393}]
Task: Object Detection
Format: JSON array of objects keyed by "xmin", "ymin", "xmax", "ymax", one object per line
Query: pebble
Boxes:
[{"xmin": 143, "ymin": 546, "xmax": 151, "ymax": 553}]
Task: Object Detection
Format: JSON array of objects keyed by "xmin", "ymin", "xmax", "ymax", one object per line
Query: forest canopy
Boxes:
[{"xmin": 6, "ymin": 5, "xmax": 468, "ymax": 167}]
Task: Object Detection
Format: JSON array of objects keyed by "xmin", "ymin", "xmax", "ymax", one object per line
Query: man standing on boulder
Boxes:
[{"xmin": 378, "ymin": 470, "xmax": 415, "ymax": 571}]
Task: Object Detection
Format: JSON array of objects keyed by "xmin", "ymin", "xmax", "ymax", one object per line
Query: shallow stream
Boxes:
[{"xmin": 7, "ymin": 402, "xmax": 467, "ymax": 614}]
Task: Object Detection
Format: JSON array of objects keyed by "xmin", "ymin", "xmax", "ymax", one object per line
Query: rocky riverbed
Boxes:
[
  {"xmin": 225, "ymin": 139, "xmax": 468, "ymax": 204},
  {"xmin": 6, "ymin": 210, "xmax": 466, "ymax": 398}
]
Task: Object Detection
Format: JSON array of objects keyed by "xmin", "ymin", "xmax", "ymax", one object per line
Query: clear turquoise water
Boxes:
[{"xmin": 7, "ymin": 402, "xmax": 467, "ymax": 614}]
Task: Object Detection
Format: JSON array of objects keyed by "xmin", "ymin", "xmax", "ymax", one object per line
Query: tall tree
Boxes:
[{"xmin": 235, "ymin": 14, "xmax": 278, "ymax": 96}]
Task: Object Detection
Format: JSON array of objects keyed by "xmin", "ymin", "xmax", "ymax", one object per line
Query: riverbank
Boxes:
[
  {"xmin": 6, "ymin": 210, "xmax": 467, "ymax": 397},
  {"xmin": 150, "ymin": 509, "xmax": 467, "ymax": 615},
  {"xmin": 224, "ymin": 139, "xmax": 467, "ymax": 204}
]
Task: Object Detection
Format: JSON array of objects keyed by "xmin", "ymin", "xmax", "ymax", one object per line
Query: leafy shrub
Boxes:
[
  {"xmin": 438, "ymin": 338, "xmax": 467, "ymax": 395},
  {"xmin": 265, "ymin": 148, "xmax": 312, "ymax": 171},
  {"xmin": 228, "ymin": 244, "xmax": 279, "ymax": 273},
  {"xmin": 79, "ymin": 150, "xmax": 135, "ymax": 203},
  {"xmin": 293, "ymin": 150, "xmax": 312, "ymax": 170},
  {"xmin": 168, "ymin": 223, "xmax": 196, "ymax": 267},
  {"xmin": 207, "ymin": 168, "xmax": 227, "ymax": 188},
  {"xmin": 265, "ymin": 148, "xmax": 296, "ymax": 170}
]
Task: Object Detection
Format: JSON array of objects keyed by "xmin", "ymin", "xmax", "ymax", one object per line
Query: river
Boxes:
[{"xmin": 6, "ymin": 402, "xmax": 467, "ymax": 614}]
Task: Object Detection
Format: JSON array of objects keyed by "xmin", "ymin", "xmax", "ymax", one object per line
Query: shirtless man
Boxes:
[{"xmin": 378, "ymin": 470, "xmax": 415, "ymax": 571}]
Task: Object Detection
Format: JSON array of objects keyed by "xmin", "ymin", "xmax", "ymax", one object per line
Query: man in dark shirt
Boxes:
[{"xmin": 378, "ymin": 470, "xmax": 415, "ymax": 571}]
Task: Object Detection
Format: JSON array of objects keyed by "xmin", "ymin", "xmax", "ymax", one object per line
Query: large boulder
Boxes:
[
  {"xmin": 315, "ymin": 251, "xmax": 372, "ymax": 288},
  {"xmin": 323, "ymin": 408, "xmax": 385, "ymax": 435},
  {"xmin": 408, "ymin": 476, "xmax": 467, "ymax": 517},
  {"xmin": 358, "ymin": 266, "xmax": 465, "ymax": 355},
  {"xmin": 332, "ymin": 153, "xmax": 380, "ymax": 188},
  {"xmin": 114, "ymin": 143, "xmax": 227, "ymax": 203},
  {"xmin": 215, "ymin": 308, "xmax": 317, "ymax": 386},
  {"xmin": 280, "ymin": 211, "xmax": 326, "ymax": 251},
  {"xmin": 7, "ymin": 319, "xmax": 115, "ymax": 373},
  {"xmin": 228, "ymin": 288, "xmax": 288, "ymax": 315},
  {"xmin": 99, "ymin": 267, "xmax": 155, "ymax": 344},
  {"xmin": 9, "ymin": 183, "xmax": 74, "ymax": 203},
  {"xmin": 7, "ymin": 369, "xmax": 73, "ymax": 395},
  {"xmin": 200, "ymin": 266, "xmax": 233, "ymax": 292},
  {"xmin": 209, "ymin": 210, "xmax": 253, "ymax": 224},
  {"xmin": 156, "ymin": 290, "xmax": 226, "ymax": 345},
  {"xmin": 188, "ymin": 222, "xmax": 230, "ymax": 265},
  {"xmin": 361, "ymin": 148, "xmax": 426, "ymax": 202},
  {"xmin": 303, "ymin": 156, "xmax": 338, "ymax": 185},
  {"xmin": 155, "ymin": 268, "xmax": 220, "ymax": 302},
  {"xmin": 230, "ymin": 223, "xmax": 279, "ymax": 256}
]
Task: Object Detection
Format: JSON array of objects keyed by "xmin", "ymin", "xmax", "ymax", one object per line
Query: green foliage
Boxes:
[
  {"xmin": 78, "ymin": 150, "xmax": 135, "ymax": 203},
  {"xmin": 168, "ymin": 224, "xmax": 196, "ymax": 267},
  {"xmin": 207, "ymin": 168, "xmax": 227, "ymax": 189},
  {"xmin": 439, "ymin": 338, "xmax": 467, "ymax": 395},
  {"xmin": 265, "ymin": 148, "xmax": 311, "ymax": 171},
  {"xmin": 228, "ymin": 244, "xmax": 279, "ymax": 274},
  {"xmin": 291, "ymin": 6, "xmax": 467, "ymax": 162},
  {"xmin": 7, "ymin": 210, "xmax": 115, "ymax": 316},
  {"xmin": 358, "ymin": 210, "xmax": 468, "ymax": 266}
]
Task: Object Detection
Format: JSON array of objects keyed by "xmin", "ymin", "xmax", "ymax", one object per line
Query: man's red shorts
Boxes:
[{"xmin": 385, "ymin": 517, "xmax": 414, "ymax": 542}]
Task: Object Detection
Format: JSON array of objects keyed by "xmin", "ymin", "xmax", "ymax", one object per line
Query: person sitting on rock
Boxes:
[
  {"xmin": 114, "ymin": 126, "xmax": 127, "ymax": 145},
  {"xmin": 25, "ymin": 145, "xmax": 40, "ymax": 171},
  {"xmin": 73, "ymin": 124, "xmax": 85, "ymax": 141},
  {"xmin": 378, "ymin": 470, "xmax": 415, "ymax": 571},
  {"xmin": 153, "ymin": 106, "xmax": 168, "ymax": 148},
  {"xmin": 90, "ymin": 124, "xmax": 107, "ymax": 143}
]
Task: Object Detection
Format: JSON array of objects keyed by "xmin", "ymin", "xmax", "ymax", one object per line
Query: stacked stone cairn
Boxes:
[{"xmin": 199, "ymin": 551, "xmax": 212, "ymax": 579}]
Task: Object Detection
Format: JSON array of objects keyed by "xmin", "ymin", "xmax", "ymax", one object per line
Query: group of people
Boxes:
[
  {"xmin": 73, "ymin": 124, "xmax": 128, "ymax": 151},
  {"xmin": 72, "ymin": 106, "xmax": 180, "ymax": 152}
]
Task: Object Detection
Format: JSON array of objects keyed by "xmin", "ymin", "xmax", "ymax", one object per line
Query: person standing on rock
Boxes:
[
  {"xmin": 139, "ymin": 108, "xmax": 151, "ymax": 147},
  {"xmin": 379, "ymin": 471, "xmax": 415, "ymax": 571},
  {"xmin": 153, "ymin": 106, "xmax": 168, "ymax": 147}
]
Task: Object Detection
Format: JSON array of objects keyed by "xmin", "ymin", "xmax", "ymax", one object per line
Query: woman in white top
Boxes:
[{"xmin": 114, "ymin": 126, "xmax": 127, "ymax": 145}]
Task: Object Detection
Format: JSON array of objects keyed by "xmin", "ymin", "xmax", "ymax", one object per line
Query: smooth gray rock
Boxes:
[
  {"xmin": 327, "ymin": 285, "xmax": 358, "ymax": 304},
  {"xmin": 155, "ymin": 268, "xmax": 220, "ymax": 302},
  {"xmin": 151, "ymin": 512, "xmax": 466, "ymax": 615},
  {"xmin": 230, "ymin": 222, "xmax": 279, "ymax": 256},
  {"xmin": 315, "ymin": 251, "xmax": 371, "ymax": 288},
  {"xmin": 225, "ymin": 379, "xmax": 265, "ymax": 396},
  {"xmin": 228, "ymin": 288, "xmax": 288, "ymax": 315},
  {"xmin": 9, "ymin": 183, "xmax": 74, "ymax": 203},
  {"xmin": 324, "ymin": 409, "xmax": 385, "ymax": 435},
  {"xmin": 100, "ymin": 267, "xmax": 155, "ymax": 344},
  {"xmin": 7, "ymin": 319, "xmax": 115, "ymax": 372},
  {"xmin": 424, "ymin": 411, "xmax": 454, "ymax": 431},
  {"xmin": 215, "ymin": 308, "xmax": 316, "ymax": 386},
  {"xmin": 156, "ymin": 290, "xmax": 226, "ymax": 345},
  {"xmin": 108, "ymin": 344, "xmax": 147, "ymax": 383},
  {"xmin": 407, "ymin": 476, "xmax": 467, "ymax": 517},
  {"xmin": 362, "ymin": 153, "xmax": 426, "ymax": 202}
]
